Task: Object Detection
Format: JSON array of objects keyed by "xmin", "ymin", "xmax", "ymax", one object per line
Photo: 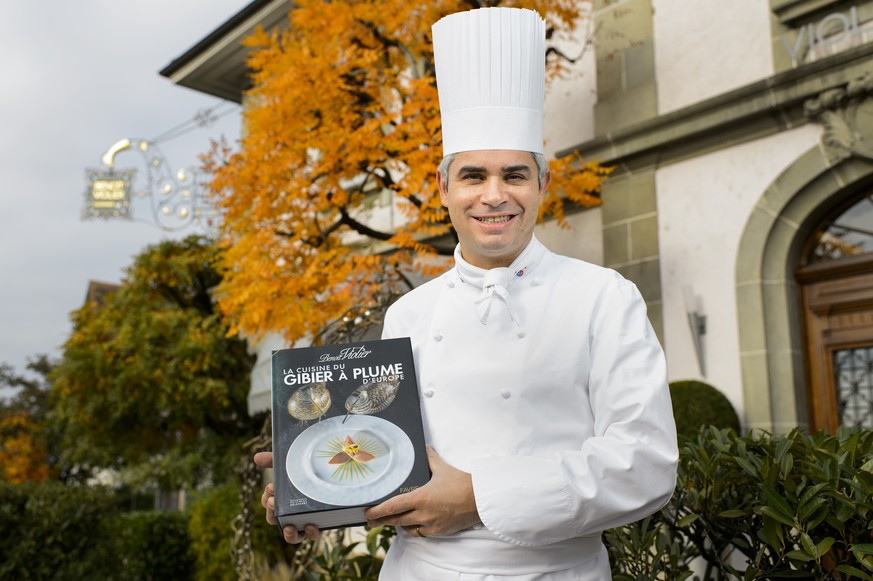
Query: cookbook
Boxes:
[{"xmin": 270, "ymin": 337, "xmax": 429, "ymax": 530}]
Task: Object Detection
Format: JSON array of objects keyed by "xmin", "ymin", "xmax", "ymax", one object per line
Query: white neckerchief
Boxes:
[{"xmin": 453, "ymin": 237, "xmax": 543, "ymax": 326}]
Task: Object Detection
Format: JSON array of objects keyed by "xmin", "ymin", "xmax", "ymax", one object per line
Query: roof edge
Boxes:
[{"xmin": 159, "ymin": 0, "xmax": 274, "ymax": 79}]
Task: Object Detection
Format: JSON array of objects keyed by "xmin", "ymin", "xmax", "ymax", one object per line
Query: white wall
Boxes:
[
  {"xmin": 544, "ymin": 7, "xmax": 598, "ymax": 155},
  {"xmin": 655, "ymin": 123, "xmax": 821, "ymax": 420},
  {"xmin": 248, "ymin": 332, "xmax": 286, "ymax": 414},
  {"xmin": 652, "ymin": 0, "xmax": 774, "ymax": 114},
  {"xmin": 536, "ymin": 208, "xmax": 604, "ymax": 266}
]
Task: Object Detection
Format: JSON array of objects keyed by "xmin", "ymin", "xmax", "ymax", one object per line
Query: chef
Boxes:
[{"xmin": 257, "ymin": 7, "xmax": 678, "ymax": 580}]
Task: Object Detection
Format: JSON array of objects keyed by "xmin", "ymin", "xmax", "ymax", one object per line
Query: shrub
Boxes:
[
  {"xmin": 0, "ymin": 481, "xmax": 197, "ymax": 580},
  {"xmin": 0, "ymin": 481, "xmax": 118, "ymax": 580},
  {"xmin": 607, "ymin": 426, "xmax": 873, "ymax": 580},
  {"xmin": 187, "ymin": 480, "xmax": 239, "ymax": 581},
  {"xmin": 669, "ymin": 380, "xmax": 741, "ymax": 440},
  {"xmin": 111, "ymin": 510, "xmax": 194, "ymax": 581},
  {"xmin": 296, "ymin": 526, "xmax": 394, "ymax": 580},
  {"xmin": 668, "ymin": 426, "xmax": 873, "ymax": 579},
  {"xmin": 605, "ymin": 515, "xmax": 695, "ymax": 581},
  {"xmin": 188, "ymin": 477, "xmax": 306, "ymax": 581}
]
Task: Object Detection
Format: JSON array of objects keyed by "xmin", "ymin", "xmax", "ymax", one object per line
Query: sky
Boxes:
[{"xmin": 0, "ymin": 1, "xmax": 251, "ymax": 377}]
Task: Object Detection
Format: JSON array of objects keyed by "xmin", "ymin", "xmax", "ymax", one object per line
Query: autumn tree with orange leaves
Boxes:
[
  {"xmin": 206, "ymin": 0, "xmax": 609, "ymax": 348},
  {"xmin": 0, "ymin": 356, "xmax": 56, "ymax": 483}
]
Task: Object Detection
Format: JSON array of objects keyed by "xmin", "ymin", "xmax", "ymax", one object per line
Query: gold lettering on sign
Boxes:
[{"xmin": 91, "ymin": 179, "xmax": 127, "ymax": 201}]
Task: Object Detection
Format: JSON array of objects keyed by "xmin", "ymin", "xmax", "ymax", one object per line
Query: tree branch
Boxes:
[
  {"xmin": 366, "ymin": 165, "xmax": 396, "ymax": 190},
  {"xmin": 546, "ymin": 45, "xmax": 588, "ymax": 64},
  {"xmin": 355, "ymin": 19, "xmax": 401, "ymax": 50},
  {"xmin": 339, "ymin": 206, "xmax": 395, "ymax": 241},
  {"xmin": 315, "ymin": 214, "xmax": 346, "ymax": 244}
]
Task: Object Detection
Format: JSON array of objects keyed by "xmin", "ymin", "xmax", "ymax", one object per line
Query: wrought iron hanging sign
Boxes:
[{"xmin": 83, "ymin": 137, "xmax": 215, "ymax": 231}]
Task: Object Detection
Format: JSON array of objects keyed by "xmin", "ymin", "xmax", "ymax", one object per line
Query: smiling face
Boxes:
[{"xmin": 438, "ymin": 149, "xmax": 549, "ymax": 270}]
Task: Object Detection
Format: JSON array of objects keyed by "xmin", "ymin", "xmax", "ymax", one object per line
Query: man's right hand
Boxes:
[{"xmin": 253, "ymin": 452, "xmax": 321, "ymax": 544}]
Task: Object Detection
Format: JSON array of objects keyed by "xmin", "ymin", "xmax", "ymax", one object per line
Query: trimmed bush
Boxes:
[
  {"xmin": 669, "ymin": 379, "xmax": 740, "ymax": 440},
  {"xmin": 0, "ymin": 482, "xmax": 195, "ymax": 580},
  {"xmin": 0, "ymin": 481, "xmax": 118, "ymax": 580},
  {"xmin": 111, "ymin": 511, "xmax": 194, "ymax": 580}
]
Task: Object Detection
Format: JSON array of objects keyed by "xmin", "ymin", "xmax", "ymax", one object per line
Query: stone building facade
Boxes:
[{"xmin": 162, "ymin": 0, "xmax": 873, "ymax": 432}]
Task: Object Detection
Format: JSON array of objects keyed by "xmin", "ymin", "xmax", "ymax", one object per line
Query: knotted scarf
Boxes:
[{"xmin": 452, "ymin": 239, "xmax": 545, "ymax": 327}]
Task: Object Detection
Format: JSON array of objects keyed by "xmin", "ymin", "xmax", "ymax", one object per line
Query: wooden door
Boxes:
[{"xmin": 797, "ymin": 253, "xmax": 873, "ymax": 432}]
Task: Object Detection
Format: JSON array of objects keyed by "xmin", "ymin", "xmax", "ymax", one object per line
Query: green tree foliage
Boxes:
[{"xmin": 51, "ymin": 235, "xmax": 256, "ymax": 489}]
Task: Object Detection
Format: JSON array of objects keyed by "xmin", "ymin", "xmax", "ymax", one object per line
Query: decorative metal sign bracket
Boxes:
[{"xmin": 83, "ymin": 137, "xmax": 216, "ymax": 231}]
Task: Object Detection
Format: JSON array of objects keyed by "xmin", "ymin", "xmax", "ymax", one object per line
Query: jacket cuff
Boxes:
[{"xmin": 471, "ymin": 455, "xmax": 576, "ymax": 546}]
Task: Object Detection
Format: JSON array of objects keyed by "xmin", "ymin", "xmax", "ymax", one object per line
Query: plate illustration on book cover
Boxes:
[{"xmin": 285, "ymin": 415, "xmax": 415, "ymax": 506}]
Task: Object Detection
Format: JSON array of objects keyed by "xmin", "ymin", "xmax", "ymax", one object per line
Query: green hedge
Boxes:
[
  {"xmin": 0, "ymin": 481, "xmax": 118, "ymax": 580},
  {"xmin": 607, "ymin": 426, "xmax": 873, "ymax": 580},
  {"xmin": 112, "ymin": 511, "xmax": 194, "ymax": 580},
  {"xmin": 5, "ymin": 426, "xmax": 871, "ymax": 580},
  {"xmin": 0, "ymin": 477, "xmax": 301, "ymax": 581},
  {"xmin": 0, "ymin": 482, "xmax": 192, "ymax": 581}
]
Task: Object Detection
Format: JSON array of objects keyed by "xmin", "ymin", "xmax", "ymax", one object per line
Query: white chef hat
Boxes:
[{"xmin": 432, "ymin": 7, "xmax": 546, "ymax": 157}]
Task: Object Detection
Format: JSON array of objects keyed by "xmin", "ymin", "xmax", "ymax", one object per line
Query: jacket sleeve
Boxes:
[
  {"xmin": 470, "ymin": 280, "xmax": 679, "ymax": 547},
  {"xmin": 381, "ymin": 306, "xmax": 399, "ymax": 340}
]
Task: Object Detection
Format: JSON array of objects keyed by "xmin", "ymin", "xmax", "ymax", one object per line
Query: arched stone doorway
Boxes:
[
  {"xmin": 736, "ymin": 150, "xmax": 873, "ymax": 433},
  {"xmin": 736, "ymin": 72, "xmax": 873, "ymax": 433}
]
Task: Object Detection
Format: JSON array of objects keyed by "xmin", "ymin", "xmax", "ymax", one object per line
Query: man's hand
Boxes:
[
  {"xmin": 364, "ymin": 446, "xmax": 481, "ymax": 538},
  {"xmin": 253, "ymin": 452, "xmax": 320, "ymax": 544}
]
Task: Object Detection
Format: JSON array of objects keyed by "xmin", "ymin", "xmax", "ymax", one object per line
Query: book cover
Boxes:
[{"xmin": 270, "ymin": 337, "xmax": 429, "ymax": 530}]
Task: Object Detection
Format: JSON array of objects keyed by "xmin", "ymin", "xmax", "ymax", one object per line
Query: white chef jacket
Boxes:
[{"xmin": 379, "ymin": 236, "xmax": 678, "ymax": 580}]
